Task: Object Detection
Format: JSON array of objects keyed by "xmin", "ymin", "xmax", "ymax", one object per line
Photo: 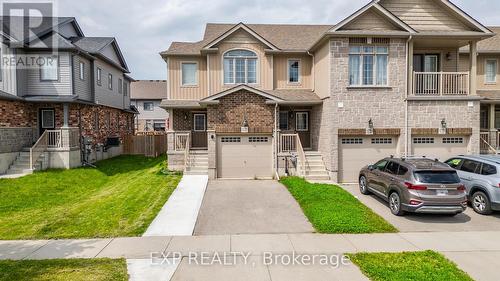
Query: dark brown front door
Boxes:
[
  {"xmin": 296, "ymin": 111, "xmax": 310, "ymax": 148},
  {"xmin": 192, "ymin": 113, "xmax": 207, "ymax": 149},
  {"xmin": 38, "ymin": 108, "xmax": 55, "ymax": 135}
]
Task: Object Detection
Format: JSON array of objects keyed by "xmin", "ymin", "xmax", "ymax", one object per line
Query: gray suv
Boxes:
[
  {"xmin": 359, "ymin": 157, "xmax": 467, "ymax": 216},
  {"xmin": 445, "ymin": 155, "xmax": 500, "ymax": 215}
]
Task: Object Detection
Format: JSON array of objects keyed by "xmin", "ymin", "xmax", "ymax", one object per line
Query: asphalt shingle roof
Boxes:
[
  {"xmin": 460, "ymin": 26, "xmax": 500, "ymax": 53},
  {"xmin": 72, "ymin": 37, "xmax": 115, "ymax": 53},
  {"xmin": 131, "ymin": 80, "xmax": 168, "ymax": 100}
]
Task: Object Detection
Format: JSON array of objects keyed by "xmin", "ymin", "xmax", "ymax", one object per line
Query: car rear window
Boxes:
[{"xmin": 413, "ymin": 171, "xmax": 461, "ymax": 184}]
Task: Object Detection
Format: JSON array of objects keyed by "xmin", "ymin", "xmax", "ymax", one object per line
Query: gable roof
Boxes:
[
  {"xmin": 162, "ymin": 23, "xmax": 333, "ymax": 55},
  {"xmin": 203, "ymin": 23, "xmax": 279, "ymax": 50},
  {"xmin": 130, "ymin": 80, "xmax": 168, "ymax": 99},
  {"xmin": 330, "ymin": 2, "xmax": 416, "ymax": 33},
  {"xmin": 72, "ymin": 37, "xmax": 129, "ymax": 72},
  {"xmin": 200, "ymin": 84, "xmax": 284, "ymax": 103}
]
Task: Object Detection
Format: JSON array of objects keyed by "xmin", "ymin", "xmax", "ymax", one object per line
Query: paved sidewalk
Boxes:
[
  {"xmin": 143, "ymin": 175, "xmax": 208, "ymax": 236},
  {"xmin": 1, "ymin": 232, "xmax": 499, "ymax": 280}
]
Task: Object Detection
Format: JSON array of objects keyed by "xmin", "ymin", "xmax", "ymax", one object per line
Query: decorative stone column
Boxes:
[{"xmin": 489, "ymin": 104, "xmax": 497, "ymax": 147}]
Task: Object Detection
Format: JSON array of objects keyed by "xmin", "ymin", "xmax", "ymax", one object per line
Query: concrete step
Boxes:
[
  {"xmin": 184, "ymin": 171, "xmax": 208, "ymax": 175},
  {"xmin": 187, "ymin": 166, "xmax": 208, "ymax": 171},
  {"xmin": 21, "ymin": 147, "xmax": 31, "ymax": 152},
  {"xmin": 7, "ymin": 168, "xmax": 33, "ymax": 175},
  {"xmin": 305, "ymin": 171, "xmax": 329, "ymax": 177}
]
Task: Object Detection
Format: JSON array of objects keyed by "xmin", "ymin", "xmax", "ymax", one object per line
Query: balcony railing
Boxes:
[
  {"xmin": 46, "ymin": 128, "xmax": 80, "ymax": 148},
  {"xmin": 413, "ymin": 72, "xmax": 469, "ymax": 96}
]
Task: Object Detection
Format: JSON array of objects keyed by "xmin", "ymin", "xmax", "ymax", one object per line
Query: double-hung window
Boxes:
[
  {"xmin": 108, "ymin": 73, "xmax": 113, "ymax": 90},
  {"xmin": 181, "ymin": 62, "xmax": 197, "ymax": 86},
  {"xmin": 96, "ymin": 68, "xmax": 102, "ymax": 85},
  {"xmin": 349, "ymin": 45, "xmax": 388, "ymax": 86},
  {"xmin": 486, "ymin": 59, "xmax": 497, "ymax": 84},
  {"xmin": 223, "ymin": 50, "xmax": 257, "ymax": 84},
  {"xmin": 288, "ymin": 60, "xmax": 300, "ymax": 83},
  {"xmin": 40, "ymin": 55, "xmax": 59, "ymax": 81},
  {"xmin": 118, "ymin": 78, "xmax": 123, "ymax": 94}
]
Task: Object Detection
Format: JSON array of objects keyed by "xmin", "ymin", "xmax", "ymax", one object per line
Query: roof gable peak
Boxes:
[{"xmin": 202, "ymin": 23, "xmax": 279, "ymax": 50}]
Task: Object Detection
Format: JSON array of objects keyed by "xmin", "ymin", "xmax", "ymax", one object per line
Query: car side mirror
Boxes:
[{"xmin": 368, "ymin": 165, "xmax": 374, "ymax": 171}]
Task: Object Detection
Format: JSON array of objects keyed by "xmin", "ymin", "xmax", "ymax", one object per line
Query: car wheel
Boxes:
[
  {"xmin": 359, "ymin": 176, "xmax": 370, "ymax": 195},
  {"xmin": 389, "ymin": 192, "xmax": 405, "ymax": 216},
  {"xmin": 471, "ymin": 191, "xmax": 492, "ymax": 215}
]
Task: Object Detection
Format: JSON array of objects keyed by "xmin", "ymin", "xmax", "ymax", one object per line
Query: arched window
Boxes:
[{"xmin": 223, "ymin": 50, "xmax": 257, "ymax": 84}]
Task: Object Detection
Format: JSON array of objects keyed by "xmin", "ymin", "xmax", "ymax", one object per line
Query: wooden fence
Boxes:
[{"xmin": 123, "ymin": 134, "xmax": 168, "ymax": 157}]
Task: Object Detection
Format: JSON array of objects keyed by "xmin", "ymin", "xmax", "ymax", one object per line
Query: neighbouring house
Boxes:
[
  {"xmin": 130, "ymin": 80, "xmax": 169, "ymax": 132},
  {"xmin": 0, "ymin": 16, "xmax": 137, "ymax": 175},
  {"xmin": 160, "ymin": 0, "xmax": 495, "ymax": 183},
  {"xmin": 459, "ymin": 28, "xmax": 500, "ymax": 153}
]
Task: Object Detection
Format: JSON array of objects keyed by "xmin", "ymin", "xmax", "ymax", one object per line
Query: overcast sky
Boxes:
[{"xmin": 55, "ymin": 0, "xmax": 500, "ymax": 80}]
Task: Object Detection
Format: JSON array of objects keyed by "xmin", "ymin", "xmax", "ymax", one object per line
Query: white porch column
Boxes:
[{"xmin": 469, "ymin": 41, "xmax": 478, "ymax": 96}]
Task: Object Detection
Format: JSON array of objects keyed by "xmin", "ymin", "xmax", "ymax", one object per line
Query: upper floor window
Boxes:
[
  {"xmin": 288, "ymin": 59, "xmax": 300, "ymax": 83},
  {"xmin": 79, "ymin": 61, "xmax": 85, "ymax": 80},
  {"xmin": 40, "ymin": 55, "xmax": 59, "ymax": 81},
  {"xmin": 96, "ymin": 68, "xmax": 102, "ymax": 86},
  {"xmin": 485, "ymin": 59, "xmax": 497, "ymax": 84},
  {"xmin": 123, "ymin": 81, "xmax": 128, "ymax": 96},
  {"xmin": 349, "ymin": 45, "xmax": 388, "ymax": 86},
  {"xmin": 108, "ymin": 73, "xmax": 113, "ymax": 90},
  {"xmin": 223, "ymin": 50, "xmax": 257, "ymax": 84},
  {"xmin": 144, "ymin": 101, "xmax": 154, "ymax": 111},
  {"xmin": 181, "ymin": 62, "xmax": 198, "ymax": 86},
  {"xmin": 118, "ymin": 78, "xmax": 123, "ymax": 94}
]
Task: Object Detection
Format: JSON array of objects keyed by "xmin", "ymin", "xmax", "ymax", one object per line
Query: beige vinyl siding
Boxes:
[
  {"xmin": 73, "ymin": 55, "xmax": 92, "ymax": 101},
  {"xmin": 168, "ymin": 56, "xmax": 207, "ymax": 100},
  {"xmin": 0, "ymin": 43, "xmax": 17, "ymax": 96},
  {"xmin": 209, "ymin": 32, "xmax": 273, "ymax": 94},
  {"xmin": 26, "ymin": 52, "xmax": 72, "ymax": 96},
  {"xmin": 274, "ymin": 55, "xmax": 312, "ymax": 89},
  {"xmin": 461, "ymin": 54, "xmax": 500, "ymax": 91},
  {"xmin": 380, "ymin": 0, "xmax": 471, "ymax": 31},
  {"xmin": 314, "ymin": 41, "xmax": 330, "ymax": 99},
  {"xmin": 94, "ymin": 59, "xmax": 127, "ymax": 109},
  {"xmin": 341, "ymin": 9, "xmax": 400, "ymax": 31}
]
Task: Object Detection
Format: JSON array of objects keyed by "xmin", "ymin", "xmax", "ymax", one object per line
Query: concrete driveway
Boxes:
[
  {"xmin": 342, "ymin": 184, "xmax": 500, "ymax": 232},
  {"xmin": 193, "ymin": 180, "xmax": 314, "ymax": 235}
]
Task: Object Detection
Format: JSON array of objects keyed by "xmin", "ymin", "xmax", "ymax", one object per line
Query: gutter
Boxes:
[
  {"xmin": 265, "ymin": 100, "xmax": 323, "ymax": 106},
  {"xmin": 307, "ymin": 51, "xmax": 315, "ymax": 91}
]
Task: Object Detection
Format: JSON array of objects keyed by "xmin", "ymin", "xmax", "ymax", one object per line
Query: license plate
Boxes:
[{"xmin": 436, "ymin": 189, "xmax": 448, "ymax": 196}]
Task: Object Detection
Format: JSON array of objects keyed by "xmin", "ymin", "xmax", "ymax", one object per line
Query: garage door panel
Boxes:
[
  {"xmin": 217, "ymin": 136, "xmax": 272, "ymax": 179},
  {"xmin": 412, "ymin": 136, "xmax": 468, "ymax": 161},
  {"xmin": 339, "ymin": 137, "xmax": 397, "ymax": 183}
]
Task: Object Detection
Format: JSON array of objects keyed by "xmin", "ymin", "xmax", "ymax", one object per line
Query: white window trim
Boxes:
[
  {"xmin": 348, "ymin": 45, "xmax": 389, "ymax": 87},
  {"xmin": 41, "ymin": 109, "xmax": 55, "ymax": 128},
  {"xmin": 96, "ymin": 67, "xmax": 102, "ymax": 86},
  {"xmin": 193, "ymin": 113, "xmax": 206, "ymax": 132},
  {"xmin": 181, "ymin": 61, "xmax": 199, "ymax": 87},
  {"xmin": 296, "ymin": 112, "xmax": 309, "ymax": 132},
  {"xmin": 79, "ymin": 61, "xmax": 85, "ymax": 80},
  {"xmin": 39, "ymin": 55, "xmax": 59, "ymax": 82},
  {"xmin": 287, "ymin": 59, "xmax": 301, "ymax": 85},
  {"xmin": 485, "ymin": 58, "xmax": 498, "ymax": 84},
  {"xmin": 222, "ymin": 48, "xmax": 259, "ymax": 86}
]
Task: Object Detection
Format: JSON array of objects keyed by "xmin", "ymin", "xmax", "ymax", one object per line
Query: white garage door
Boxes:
[
  {"xmin": 412, "ymin": 136, "xmax": 468, "ymax": 161},
  {"xmin": 339, "ymin": 136, "xmax": 398, "ymax": 183},
  {"xmin": 217, "ymin": 135, "xmax": 273, "ymax": 179}
]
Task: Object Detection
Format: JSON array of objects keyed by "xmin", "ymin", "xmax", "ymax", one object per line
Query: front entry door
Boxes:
[
  {"xmin": 192, "ymin": 113, "xmax": 207, "ymax": 149},
  {"xmin": 295, "ymin": 112, "xmax": 310, "ymax": 149},
  {"xmin": 38, "ymin": 108, "xmax": 55, "ymax": 135}
]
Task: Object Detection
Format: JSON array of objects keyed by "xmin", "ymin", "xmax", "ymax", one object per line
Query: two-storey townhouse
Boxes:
[
  {"xmin": 458, "ymin": 28, "xmax": 500, "ymax": 153},
  {"xmin": 0, "ymin": 16, "xmax": 137, "ymax": 175},
  {"xmin": 161, "ymin": 0, "xmax": 493, "ymax": 183},
  {"xmin": 130, "ymin": 80, "xmax": 169, "ymax": 132}
]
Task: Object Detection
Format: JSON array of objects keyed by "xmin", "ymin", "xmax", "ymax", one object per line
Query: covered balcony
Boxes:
[{"xmin": 408, "ymin": 38, "xmax": 478, "ymax": 97}]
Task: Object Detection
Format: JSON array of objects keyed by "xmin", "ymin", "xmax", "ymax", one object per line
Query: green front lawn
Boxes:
[
  {"xmin": 348, "ymin": 251, "xmax": 473, "ymax": 281},
  {"xmin": 0, "ymin": 155, "xmax": 181, "ymax": 240},
  {"xmin": 280, "ymin": 177, "xmax": 396, "ymax": 233},
  {"xmin": 0, "ymin": 259, "xmax": 127, "ymax": 281}
]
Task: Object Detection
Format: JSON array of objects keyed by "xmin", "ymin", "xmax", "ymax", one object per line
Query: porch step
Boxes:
[
  {"xmin": 5, "ymin": 149, "xmax": 45, "ymax": 175},
  {"xmin": 302, "ymin": 151, "xmax": 330, "ymax": 181},
  {"xmin": 305, "ymin": 175, "xmax": 331, "ymax": 181},
  {"xmin": 185, "ymin": 151, "xmax": 208, "ymax": 175}
]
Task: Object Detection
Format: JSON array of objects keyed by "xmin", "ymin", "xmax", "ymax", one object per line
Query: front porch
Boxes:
[
  {"xmin": 162, "ymin": 86, "xmax": 328, "ymax": 179},
  {"xmin": 480, "ymin": 103, "xmax": 500, "ymax": 154}
]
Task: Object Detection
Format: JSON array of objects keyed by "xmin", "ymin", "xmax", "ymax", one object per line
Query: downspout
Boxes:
[
  {"xmin": 307, "ymin": 51, "xmax": 315, "ymax": 91},
  {"xmin": 207, "ymin": 54, "xmax": 211, "ymax": 96},
  {"xmin": 274, "ymin": 103, "xmax": 279, "ymax": 179},
  {"xmin": 405, "ymin": 35, "xmax": 413, "ymax": 157}
]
